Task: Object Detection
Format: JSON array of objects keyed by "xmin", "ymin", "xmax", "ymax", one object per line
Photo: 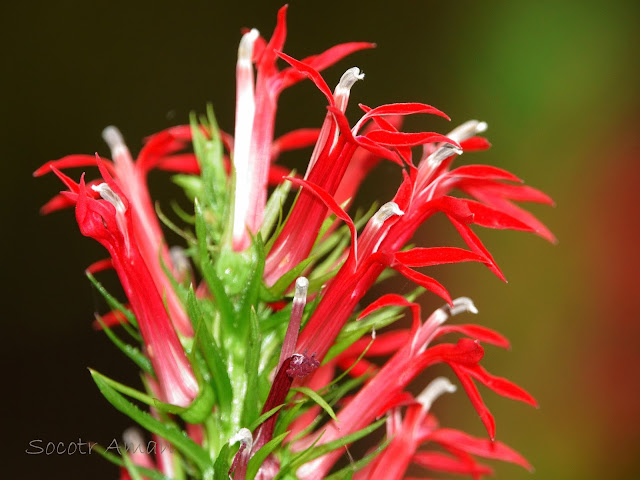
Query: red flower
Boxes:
[
  {"xmin": 296, "ymin": 297, "xmax": 536, "ymax": 479},
  {"xmin": 50, "ymin": 164, "xmax": 198, "ymax": 407},
  {"xmin": 35, "ymin": 126, "xmax": 196, "ymax": 337},
  {"xmin": 230, "ymin": 5, "xmax": 375, "ymax": 250}
]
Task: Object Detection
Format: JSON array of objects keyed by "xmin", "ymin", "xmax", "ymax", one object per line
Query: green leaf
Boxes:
[
  {"xmin": 258, "ymin": 303, "xmax": 291, "ymax": 332},
  {"xmin": 195, "ymin": 198, "xmax": 236, "ymax": 332},
  {"xmin": 258, "ymin": 283, "xmax": 280, "ymax": 303},
  {"xmin": 237, "ymin": 235, "xmax": 266, "ymax": 338},
  {"xmin": 247, "ymin": 404, "xmax": 284, "ymax": 432},
  {"xmin": 122, "ymin": 451, "xmax": 145, "ymax": 480},
  {"xmin": 246, "ymin": 431, "xmax": 290, "ymax": 480},
  {"xmin": 323, "ymin": 437, "xmax": 391, "ymax": 480},
  {"xmin": 268, "ymin": 256, "xmax": 314, "ymax": 298},
  {"xmin": 287, "ymin": 418, "xmax": 386, "ymax": 472},
  {"xmin": 90, "ymin": 370, "xmax": 167, "ymax": 409},
  {"xmin": 94, "ymin": 317, "xmax": 153, "ymax": 375},
  {"xmin": 92, "ymin": 444, "xmax": 172, "ymax": 480},
  {"xmin": 173, "ymin": 174, "xmax": 203, "ymax": 202},
  {"xmin": 260, "ymin": 174, "xmax": 293, "ymax": 241},
  {"xmin": 155, "ymin": 202, "xmax": 196, "ymax": 244},
  {"xmin": 86, "ymin": 272, "xmax": 139, "ymax": 334},
  {"xmin": 289, "ymin": 387, "xmax": 338, "ymax": 422},
  {"xmin": 213, "ymin": 443, "xmax": 234, "ymax": 480},
  {"xmin": 90, "ymin": 371, "xmax": 211, "ymax": 473},
  {"xmin": 273, "ymin": 402, "xmax": 304, "ymax": 439},
  {"xmin": 242, "ymin": 307, "xmax": 262, "ymax": 425},
  {"xmin": 171, "ymin": 200, "xmax": 196, "ymax": 224},
  {"xmin": 324, "ymin": 336, "xmax": 375, "ymax": 388},
  {"xmin": 186, "ymin": 287, "xmax": 232, "ymax": 415},
  {"xmin": 179, "ymin": 381, "xmax": 215, "ymax": 424}
]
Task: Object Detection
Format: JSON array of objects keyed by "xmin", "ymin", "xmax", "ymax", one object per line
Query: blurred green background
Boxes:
[{"xmin": 3, "ymin": 0, "xmax": 638, "ymax": 478}]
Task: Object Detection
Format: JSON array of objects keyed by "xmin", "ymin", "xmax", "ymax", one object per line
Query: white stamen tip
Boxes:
[
  {"xmin": 448, "ymin": 297, "xmax": 478, "ymax": 316},
  {"xmin": 238, "ymin": 28, "xmax": 259, "ymax": 63},
  {"xmin": 432, "ymin": 308, "xmax": 449, "ymax": 326},
  {"xmin": 335, "ymin": 67, "xmax": 364, "ymax": 96},
  {"xmin": 371, "ymin": 327, "xmax": 376, "ymax": 340},
  {"xmin": 294, "ymin": 277, "xmax": 309, "ymax": 300},
  {"xmin": 91, "ymin": 183, "xmax": 126, "ymax": 214},
  {"xmin": 427, "ymin": 144, "xmax": 462, "ymax": 167},
  {"xmin": 416, "ymin": 377, "xmax": 457, "ymax": 412},
  {"xmin": 230, "ymin": 428, "xmax": 253, "ymax": 450},
  {"xmin": 122, "ymin": 427, "xmax": 145, "ymax": 447},
  {"xmin": 102, "ymin": 126, "xmax": 127, "ymax": 157},
  {"xmin": 447, "ymin": 120, "xmax": 488, "ymax": 143},
  {"xmin": 169, "ymin": 246, "xmax": 190, "ymax": 272},
  {"xmin": 373, "ymin": 201, "xmax": 404, "ymax": 226}
]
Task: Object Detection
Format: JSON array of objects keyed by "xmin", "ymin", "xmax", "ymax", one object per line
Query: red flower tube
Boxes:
[{"xmin": 53, "ymin": 166, "xmax": 198, "ymax": 407}]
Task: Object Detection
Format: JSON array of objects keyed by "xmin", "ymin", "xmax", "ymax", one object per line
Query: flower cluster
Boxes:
[{"xmin": 36, "ymin": 6, "xmax": 553, "ymax": 480}]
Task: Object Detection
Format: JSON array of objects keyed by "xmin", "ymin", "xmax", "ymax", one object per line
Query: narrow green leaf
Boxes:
[
  {"xmin": 247, "ymin": 404, "xmax": 284, "ymax": 432},
  {"xmin": 260, "ymin": 174, "xmax": 293, "ymax": 241},
  {"xmin": 94, "ymin": 317, "xmax": 153, "ymax": 375},
  {"xmin": 179, "ymin": 382, "xmax": 215, "ymax": 424},
  {"xmin": 173, "ymin": 174, "xmax": 203, "ymax": 202},
  {"xmin": 171, "ymin": 200, "xmax": 196, "ymax": 224},
  {"xmin": 90, "ymin": 370, "xmax": 168, "ymax": 410},
  {"xmin": 259, "ymin": 283, "xmax": 280, "ymax": 303},
  {"xmin": 273, "ymin": 402, "xmax": 304, "ymax": 439},
  {"xmin": 289, "ymin": 387, "xmax": 338, "ymax": 422},
  {"xmin": 274, "ymin": 431, "xmax": 325, "ymax": 479},
  {"xmin": 186, "ymin": 287, "xmax": 232, "ymax": 414},
  {"xmin": 237, "ymin": 235, "xmax": 266, "ymax": 338},
  {"xmin": 323, "ymin": 438, "xmax": 391, "ymax": 480},
  {"xmin": 155, "ymin": 202, "xmax": 196, "ymax": 244},
  {"xmin": 246, "ymin": 431, "xmax": 290, "ymax": 480},
  {"xmin": 195, "ymin": 198, "xmax": 236, "ymax": 331},
  {"xmin": 122, "ymin": 451, "xmax": 145, "ymax": 480},
  {"xmin": 92, "ymin": 444, "xmax": 171, "ymax": 480},
  {"xmin": 269, "ymin": 256, "xmax": 314, "ymax": 298},
  {"xmin": 86, "ymin": 272, "xmax": 139, "ymax": 333},
  {"xmin": 288, "ymin": 418, "xmax": 386, "ymax": 471},
  {"xmin": 90, "ymin": 371, "xmax": 211, "ymax": 473},
  {"xmin": 242, "ymin": 307, "xmax": 262, "ymax": 425},
  {"xmin": 258, "ymin": 303, "xmax": 291, "ymax": 332},
  {"xmin": 213, "ymin": 443, "xmax": 234, "ymax": 480}
]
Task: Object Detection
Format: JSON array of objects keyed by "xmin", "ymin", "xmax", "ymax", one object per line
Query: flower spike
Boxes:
[{"xmin": 37, "ymin": 8, "xmax": 553, "ymax": 480}]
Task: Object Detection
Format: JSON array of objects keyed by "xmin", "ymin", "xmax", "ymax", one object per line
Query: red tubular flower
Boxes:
[
  {"xmin": 291, "ymin": 108, "xmax": 553, "ymax": 363},
  {"xmin": 35, "ymin": 126, "xmax": 195, "ymax": 337},
  {"xmin": 231, "ymin": 5, "xmax": 375, "ymax": 250},
  {"xmin": 52, "ymin": 166, "xmax": 198, "ymax": 407},
  {"xmin": 263, "ymin": 55, "xmax": 453, "ymax": 285},
  {"xmin": 296, "ymin": 298, "xmax": 536, "ymax": 479}
]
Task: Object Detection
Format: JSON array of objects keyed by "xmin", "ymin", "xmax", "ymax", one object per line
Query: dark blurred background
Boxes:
[{"xmin": 3, "ymin": 0, "xmax": 639, "ymax": 478}]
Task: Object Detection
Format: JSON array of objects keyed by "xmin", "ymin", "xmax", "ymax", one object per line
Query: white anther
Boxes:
[
  {"xmin": 169, "ymin": 246, "xmax": 190, "ymax": 273},
  {"xmin": 431, "ymin": 308, "xmax": 449, "ymax": 327},
  {"xmin": 446, "ymin": 120, "xmax": 488, "ymax": 143},
  {"xmin": 372, "ymin": 202, "xmax": 404, "ymax": 225},
  {"xmin": 230, "ymin": 428, "xmax": 253, "ymax": 451},
  {"xmin": 416, "ymin": 377, "xmax": 457, "ymax": 412},
  {"xmin": 102, "ymin": 126, "xmax": 128, "ymax": 159},
  {"xmin": 427, "ymin": 143, "xmax": 464, "ymax": 167},
  {"xmin": 91, "ymin": 183, "xmax": 126, "ymax": 214},
  {"xmin": 294, "ymin": 277, "xmax": 309, "ymax": 301},
  {"xmin": 122, "ymin": 427, "xmax": 145, "ymax": 448},
  {"xmin": 335, "ymin": 67, "xmax": 365, "ymax": 96},
  {"xmin": 238, "ymin": 29, "xmax": 259, "ymax": 65},
  {"xmin": 447, "ymin": 297, "xmax": 478, "ymax": 316}
]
